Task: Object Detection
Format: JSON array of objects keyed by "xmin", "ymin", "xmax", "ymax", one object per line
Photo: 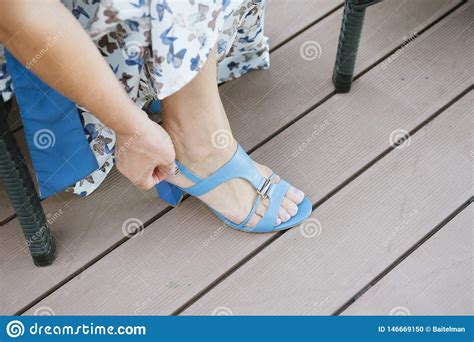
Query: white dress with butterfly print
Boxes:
[{"xmin": 0, "ymin": 0, "xmax": 269, "ymax": 197}]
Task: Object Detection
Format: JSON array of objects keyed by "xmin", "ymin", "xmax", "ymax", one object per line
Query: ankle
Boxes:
[
  {"xmin": 162, "ymin": 104, "xmax": 236, "ymax": 174},
  {"xmin": 168, "ymin": 126, "xmax": 237, "ymax": 176}
]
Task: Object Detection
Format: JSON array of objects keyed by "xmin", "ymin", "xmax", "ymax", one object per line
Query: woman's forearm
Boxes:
[{"xmin": 0, "ymin": 0, "xmax": 146, "ymax": 135}]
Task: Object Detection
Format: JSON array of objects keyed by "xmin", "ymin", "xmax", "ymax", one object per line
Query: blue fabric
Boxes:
[
  {"xmin": 5, "ymin": 50, "xmax": 99, "ymax": 199},
  {"xmin": 149, "ymin": 100, "xmax": 161, "ymax": 113}
]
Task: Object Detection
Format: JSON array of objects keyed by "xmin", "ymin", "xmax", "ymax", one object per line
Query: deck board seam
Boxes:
[
  {"xmin": 333, "ymin": 197, "xmax": 473, "ymax": 315},
  {"xmin": 269, "ymin": 3, "xmax": 344, "ymax": 53},
  {"xmin": 13, "ymin": 1, "xmax": 470, "ymax": 315},
  {"xmin": 0, "ymin": 3, "xmax": 344, "ymax": 226},
  {"xmin": 171, "ymin": 86, "xmax": 473, "ymax": 315},
  {"xmin": 352, "ymin": 0, "xmax": 468, "ymax": 83},
  {"xmin": 12, "ymin": 204, "xmax": 176, "ymax": 316},
  {"xmin": 247, "ymin": 0, "xmax": 468, "ymax": 155},
  {"xmin": 4, "ymin": 0, "xmax": 467, "ymax": 226},
  {"xmin": 11, "ymin": 3, "xmax": 350, "ymax": 315}
]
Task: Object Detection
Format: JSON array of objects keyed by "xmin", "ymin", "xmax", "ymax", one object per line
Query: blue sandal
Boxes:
[{"xmin": 155, "ymin": 144, "xmax": 312, "ymax": 233}]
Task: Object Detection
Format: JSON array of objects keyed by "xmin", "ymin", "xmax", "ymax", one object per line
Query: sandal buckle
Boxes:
[{"xmin": 257, "ymin": 177, "xmax": 271, "ymax": 199}]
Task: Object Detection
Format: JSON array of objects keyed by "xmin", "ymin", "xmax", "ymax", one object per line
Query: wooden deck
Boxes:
[{"xmin": 1, "ymin": 0, "xmax": 472, "ymax": 315}]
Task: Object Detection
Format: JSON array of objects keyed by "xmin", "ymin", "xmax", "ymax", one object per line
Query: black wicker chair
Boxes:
[
  {"xmin": 332, "ymin": 0, "xmax": 381, "ymax": 92},
  {"xmin": 0, "ymin": 99, "xmax": 55, "ymax": 266}
]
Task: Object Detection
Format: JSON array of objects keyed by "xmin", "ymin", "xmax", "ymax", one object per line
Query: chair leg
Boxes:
[
  {"xmin": 0, "ymin": 100, "xmax": 56, "ymax": 266},
  {"xmin": 332, "ymin": 0, "xmax": 381, "ymax": 93}
]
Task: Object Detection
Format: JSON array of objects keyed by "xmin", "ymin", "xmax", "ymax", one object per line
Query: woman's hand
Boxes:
[
  {"xmin": 0, "ymin": 1, "xmax": 177, "ymax": 190},
  {"xmin": 115, "ymin": 112, "xmax": 177, "ymax": 190}
]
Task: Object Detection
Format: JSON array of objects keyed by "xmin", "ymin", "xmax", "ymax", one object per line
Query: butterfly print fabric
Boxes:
[{"xmin": 0, "ymin": 0, "xmax": 269, "ymax": 196}]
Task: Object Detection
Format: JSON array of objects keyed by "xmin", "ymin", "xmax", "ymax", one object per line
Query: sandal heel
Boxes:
[{"xmin": 156, "ymin": 181, "xmax": 184, "ymax": 207}]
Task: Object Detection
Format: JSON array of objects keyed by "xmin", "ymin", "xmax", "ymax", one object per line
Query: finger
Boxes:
[
  {"xmin": 160, "ymin": 161, "xmax": 179, "ymax": 177},
  {"xmin": 153, "ymin": 167, "xmax": 167, "ymax": 183},
  {"xmin": 134, "ymin": 167, "xmax": 157, "ymax": 189},
  {"xmin": 136, "ymin": 175, "xmax": 156, "ymax": 190}
]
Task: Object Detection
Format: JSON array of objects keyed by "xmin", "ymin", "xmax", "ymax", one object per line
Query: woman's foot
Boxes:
[
  {"xmin": 161, "ymin": 46, "xmax": 305, "ymax": 228},
  {"xmin": 164, "ymin": 138, "xmax": 305, "ymax": 227}
]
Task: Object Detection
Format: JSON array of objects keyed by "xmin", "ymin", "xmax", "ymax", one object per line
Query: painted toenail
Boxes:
[
  {"xmin": 287, "ymin": 206, "xmax": 297, "ymax": 216},
  {"xmin": 293, "ymin": 188, "xmax": 304, "ymax": 200},
  {"xmin": 292, "ymin": 204, "xmax": 299, "ymax": 215},
  {"xmin": 283, "ymin": 212, "xmax": 291, "ymax": 221},
  {"xmin": 276, "ymin": 218, "xmax": 282, "ymax": 226}
]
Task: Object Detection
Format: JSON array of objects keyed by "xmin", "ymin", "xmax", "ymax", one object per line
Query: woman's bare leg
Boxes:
[{"xmin": 162, "ymin": 48, "xmax": 304, "ymax": 227}]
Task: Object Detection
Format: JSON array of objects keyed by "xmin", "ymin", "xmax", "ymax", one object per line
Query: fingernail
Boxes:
[{"xmin": 167, "ymin": 164, "xmax": 180, "ymax": 176}]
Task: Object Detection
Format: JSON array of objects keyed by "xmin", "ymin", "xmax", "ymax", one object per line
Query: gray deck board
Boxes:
[
  {"xmin": 265, "ymin": 0, "xmax": 343, "ymax": 48},
  {"xmin": 183, "ymin": 90, "xmax": 472, "ymax": 315},
  {"xmin": 0, "ymin": 0, "xmax": 351, "ymax": 313},
  {"xmin": 0, "ymin": 1, "xmax": 344, "ymax": 226},
  {"xmin": 0, "ymin": 0, "xmax": 460, "ymax": 224},
  {"xmin": 343, "ymin": 204, "xmax": 473, "ymax": 315},
  {"xmin": 21, "ymin": 1, "xmax": 471, "ymax": 315},
  {"xmin": 219, "ymin": 0, "xmax": 460, "ymax": 151}
]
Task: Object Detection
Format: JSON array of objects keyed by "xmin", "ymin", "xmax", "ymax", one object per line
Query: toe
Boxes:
[
  {"xmin": 255, "ymin": 201, "xmax": 267, "ymax": 217},
  {"xmin": 279, "ymin": 207, "xmax": 291, "ymax": 222},
  {"xmin": 246, "ymin": 213, "xmax": 263, "ymax": 227},
  {"xmin": 286, "ymin": 186, "xmax": 305, "ymax": 205},
  {"xmin": 282, "ymin": 197, "xmax": 298, "ymax": 216}
]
